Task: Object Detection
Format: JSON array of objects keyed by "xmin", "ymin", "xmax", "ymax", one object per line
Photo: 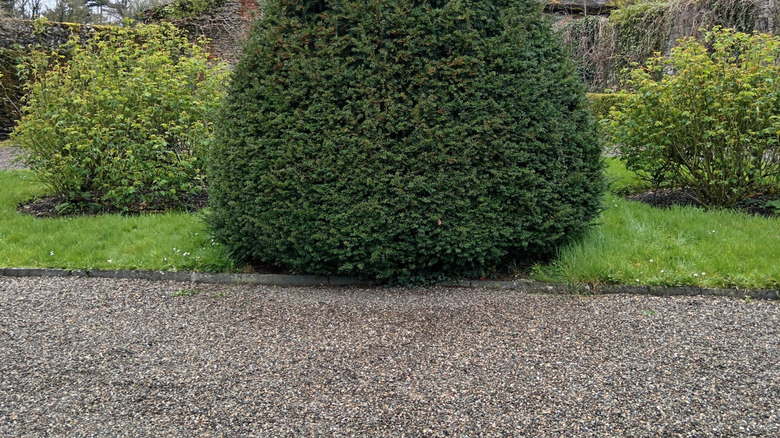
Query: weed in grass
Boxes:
[
  {"xmin": 642, "ymin": 310, "xmax": 658, "ymax": 317},
  {"xmin": 766, "ymin": 200, "xmax": 780, "ymax": 215},
  {"xmin": 212, "ymin": 291, "xmax": 228, "ymax": 299},
  {"xmin": 172, "ymin": 289, "xmax": 201, "ymax": 297}
]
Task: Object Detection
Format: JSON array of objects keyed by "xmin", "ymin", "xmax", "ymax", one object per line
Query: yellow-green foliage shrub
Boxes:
[
  {"xmin": 587, "ymin": 93, "xmax": 630, "ymax": 122},
  {"xmin": 608, "ymin": 27, "xmax": 780, "ymax": 208},
  {"xmin": 12, "ymin": 22, "xmax": 230, "ymax": 213}
]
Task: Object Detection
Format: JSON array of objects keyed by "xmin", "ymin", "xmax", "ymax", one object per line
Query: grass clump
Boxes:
[{"xmin": 536, "ymin": 160, "xmax": 780, "ymax": 290}]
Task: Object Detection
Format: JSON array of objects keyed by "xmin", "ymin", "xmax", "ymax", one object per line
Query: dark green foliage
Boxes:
[
  {"xmin": 0, "ymin": 46, "xmax": 23, "ymax": 139},
  {"xmin": 209, "ymin": 0, "xmax": 605, "ymax": 282}
]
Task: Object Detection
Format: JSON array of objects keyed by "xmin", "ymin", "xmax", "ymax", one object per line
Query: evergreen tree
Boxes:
[{"xmin": 209, "ymin": 0, "xmax": 606, "ymax": 282}]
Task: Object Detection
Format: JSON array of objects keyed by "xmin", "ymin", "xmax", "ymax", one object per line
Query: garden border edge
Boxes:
[{"xmin": 1, "ymin": 267, "xmax": 778, "ymax": 300}]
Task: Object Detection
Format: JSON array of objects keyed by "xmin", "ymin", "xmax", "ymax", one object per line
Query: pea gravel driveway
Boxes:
[
  {"xmin": 0, "ymin": 146, "xmax": 26, "ymax": 170},
  {"xmin": 1, "ymin": 276, "xmax": 778, "ymax": 436}
]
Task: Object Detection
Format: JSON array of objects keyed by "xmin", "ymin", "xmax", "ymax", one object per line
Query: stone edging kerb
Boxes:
[{"xmin": 1, "ymin": 267, "xmax": 778, "ymax": 300}]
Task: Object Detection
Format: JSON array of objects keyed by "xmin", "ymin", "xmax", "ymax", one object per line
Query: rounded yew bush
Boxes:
[{"xmin": 209, "ymin": 0, "xmax": 605, "ymax": 282}]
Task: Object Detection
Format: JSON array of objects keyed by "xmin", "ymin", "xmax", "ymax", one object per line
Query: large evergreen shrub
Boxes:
[{"xmin": 209, "ymin": 0, "xmax": 605, "ymax": 282}]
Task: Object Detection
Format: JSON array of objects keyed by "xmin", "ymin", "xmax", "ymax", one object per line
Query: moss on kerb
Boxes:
[{"xmin": 0, "ymin": 267, "xmax": 778, "ymax": 300}]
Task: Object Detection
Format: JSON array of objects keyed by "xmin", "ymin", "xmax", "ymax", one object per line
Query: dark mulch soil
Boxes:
[
  {"xmin": 17, "ymin": 190, "xmax": 209, "ymax": 218},
  {"xmin": 627, "ymin": 188, "xmax": 780, "ymax": 217}
]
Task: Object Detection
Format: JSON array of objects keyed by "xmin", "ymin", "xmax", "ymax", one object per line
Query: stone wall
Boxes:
[
  {"xmin": 0, "ymin": 19, "xmax": 99, "ymax": 140},
  {"xmin": 142, "ymin": 0, "xmax": 260, "ymax": 63},
  {"xmin": 556, "ymin": 0, "xmax": 780, "ymax": 91}
]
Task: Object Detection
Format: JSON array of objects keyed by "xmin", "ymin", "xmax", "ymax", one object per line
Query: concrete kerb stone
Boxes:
[
  {"xmin": 329, "ymin": 276, "xmax": 377, "ymax": 287},
  {"xmin": 0, "ymin": 267, "xmax": 777, "ymax": 300},
  {"xmin": 3, "ymin": 268, "xmax": 71, "ymax": 277}
]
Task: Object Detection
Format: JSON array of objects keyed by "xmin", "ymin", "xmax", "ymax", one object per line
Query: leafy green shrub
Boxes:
[
  {"xmin": 208, "ymin": 0, "xmax": 605, "ymax": 282},
  {"xmin": 608, "ymin": 27, "xmax": 780, "ymax": 208},
  {"xmin": 587, "ymin": 93, "xmax": 631, "ymax": 122},
  {"xmin": 12, "ymin": 22, "xmax": 230, "ymax": 213}
]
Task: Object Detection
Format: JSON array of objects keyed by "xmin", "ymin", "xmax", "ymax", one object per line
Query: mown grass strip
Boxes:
[
  {"xmin": 2, "ymin": 164, "xmax": 779, "ymax": 290},
  {"xmin": 0, "ymin": 170, "xmax": 237, "ymax": 272},
  {"xmin": 536, "ymin": 160, "xmax": 780, "ymax": 290}
]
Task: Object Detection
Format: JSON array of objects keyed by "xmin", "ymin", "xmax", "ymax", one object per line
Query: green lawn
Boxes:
[
  {"xmin": 534, "ymin": 159, "xmax": 780, "ymax": 290},
  {"xmin": 1, "ymin": 163, "xmax": 778, "ymax": 290},
  {"xmin": 0, "ymin": 170, "xmax": 236, "ymax": 272}
]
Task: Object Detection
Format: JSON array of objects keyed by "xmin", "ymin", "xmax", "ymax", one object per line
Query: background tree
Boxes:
[
  {"xmin": 5, "ymin": 0, "xmax": 46, "ymax": 19},
  {"xmin": 45, "ymin": 0, "xmax": 91, "ymax": 22},
  {"xmin": 0, "ymin": 0, "xmax": 11, "ymax": 16},
  {"xmin": 87, "ymin": 0, "xmax": 168, "ymax": 22}
]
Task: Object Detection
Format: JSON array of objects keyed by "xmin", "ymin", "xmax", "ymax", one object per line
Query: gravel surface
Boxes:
[
  {"xmin": 1, "ymin": 276, "xmax": 778, "ymax": 436},
  {"xmin": 0, "ymin": 146, "xmax": 27, "ymax": 170}
]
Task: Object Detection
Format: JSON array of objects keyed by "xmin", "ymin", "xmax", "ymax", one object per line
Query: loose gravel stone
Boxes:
[
  {"xmin": 0, "ymin": 276, "xmax": 778, "ymax": 436},
  {"xmin": 0, "ymin": 146, "xmax": 27, "ymax": 170}
]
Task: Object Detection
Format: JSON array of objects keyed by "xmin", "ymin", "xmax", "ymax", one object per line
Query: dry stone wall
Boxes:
[
  {"xmin": 556, "ymin": 0, "xmax": 780, "ymax": 91},
  {"xmin": 0, "ymin": 19, "xmax": 99, "ymax": 140},
  {"xmin": 142, "ymin": 0, "xmax": 260, "ymax": 63}
]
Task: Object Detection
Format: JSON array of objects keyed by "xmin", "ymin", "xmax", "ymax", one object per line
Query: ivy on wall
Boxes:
[
  {"xmin": 144, "ymin": 0, "xmax": 229, "ymax": 21},
  {"xmin": 558, "ymin": 0, "xmax": 771, "ymax": 91},
  {"xmin": 0, "ymin": 18, "xmax": 101, "ymax": 139}
]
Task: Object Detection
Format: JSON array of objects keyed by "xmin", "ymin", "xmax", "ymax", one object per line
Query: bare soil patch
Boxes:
[{"xmin": 628, "ymin": 188, "xmax": 780, "ymax": 217}]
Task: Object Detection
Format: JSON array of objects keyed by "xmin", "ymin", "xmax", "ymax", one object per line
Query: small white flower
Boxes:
[
  {"xmin": 660, "ymin": 270, "xmax": 665, "ymax": 273},
  {"xmin": 107, "ymin": 260, "xmax": 112, "ymax": 263},
  {"xmin": 701, "ymin": 272, "xmax": 706, "ymax": 276},
  {"xmin": 183, "ymin": 252, "xmax": 190, "ymax": 257},
  {"xmin": 649, "ymin": 259, "xmax": 654, "ymax": 263},
  {"xmin": 693, "ymin": 273, "xmax": 699, "ymax": 277},
  {"xmin": 49, "ymin": 251, "xmax": 54, "ymax": 256},
  {"xmin": 636, "ymin": 279, "xmax": 640, "ymax": 282}
]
